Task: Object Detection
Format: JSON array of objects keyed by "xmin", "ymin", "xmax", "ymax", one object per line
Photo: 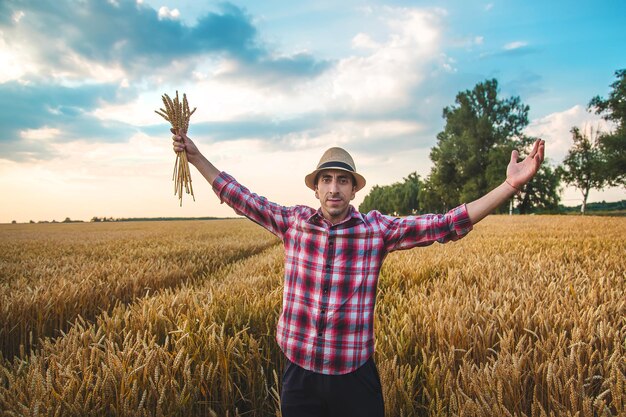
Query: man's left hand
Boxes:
[{"xmin": 506, "ymin": 139, "xmax": 545, "ymax": 189}]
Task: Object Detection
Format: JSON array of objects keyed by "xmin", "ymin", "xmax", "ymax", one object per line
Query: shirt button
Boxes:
[
  {"xmin": 317, "ymin": 332, "xmax": 322, "ymax": 337},
  {"xmin": 321, "ymin": 309, "xmax": 325, "ymax": 315},
  {"xmin": 323, "ymin": 286, "xmax": 329, "ymax": 293}
]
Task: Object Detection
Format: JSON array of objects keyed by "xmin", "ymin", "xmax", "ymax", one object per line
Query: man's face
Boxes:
[{"xmin": 315, "ymin": 169, "xmax": 356, "ymax": 224}]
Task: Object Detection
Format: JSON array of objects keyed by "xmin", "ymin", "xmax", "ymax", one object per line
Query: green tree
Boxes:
[
  {"xmin": 516, "ymin": 163, "xmax": 562, "ymax": 214},
  {"xmin": 588, "ymin": 69, "xmax": 626, "ymax": 186},
  {"xmin": 394, "ymin": 172, "xmax": 421, "ymax": 215},
  {"xmin": 418, "ymin": 176, "xmax": 447, "ymax": 213},
  {"xmin": 427, "ymin": 79, "xmax": 534, "ymax": 211},
  {"xmin": 360, "ymin": 185, "xmax": 393, "ymax": 214},
  {"xmin": 560, "ymin": 127, "xmax": 607, "ymax": 215},
  {"xmin": 359, "ymin": 173, "xmax": 423, "ymax": 215}
]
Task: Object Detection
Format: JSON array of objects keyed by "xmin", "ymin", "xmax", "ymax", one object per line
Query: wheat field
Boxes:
[{"xmin": 0, "ymin": 216, "xmax": 624, "ymax": 416}]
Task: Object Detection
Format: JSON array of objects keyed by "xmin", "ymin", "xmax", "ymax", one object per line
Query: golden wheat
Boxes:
[
  {"xmin": 0, "ymin": 220, "xmax": 279, "ymax": 359},
  {"xmin": 155, "ymin": 91, "xmax": 197, "ymax": 206},
  {"xmin": 0, "ymin": 215, "xmax": 624, "ymax": 416}
]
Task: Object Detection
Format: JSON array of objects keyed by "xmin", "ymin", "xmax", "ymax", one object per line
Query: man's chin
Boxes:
[{"xmin": 325, "ymin": 207, "xmax": 348, "ymax": 217}]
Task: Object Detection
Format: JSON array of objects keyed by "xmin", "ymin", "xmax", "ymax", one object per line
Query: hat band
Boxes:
[{"xmin": 317, "ymin": 161, "xmax": 355, "ymax": 172}]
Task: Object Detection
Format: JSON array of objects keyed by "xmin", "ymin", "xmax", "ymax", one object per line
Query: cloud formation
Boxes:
[
  {"xmin": 158, "ymin": 7, "xmax": 451, "ymax": 155},
  {"xmin": 0, "ymin": 0, "xmax": 329, "ymax": 161},
  {"xmin": 0, "ymin": 81, "xmax": 133, "ymax": 161},
  {"xmin": 525, "ymin": 105, "xmax": 613, "ymax": 164},
  {"xmin": 4, "ymin": 3, "xmax": 452, "ymax": 162}
]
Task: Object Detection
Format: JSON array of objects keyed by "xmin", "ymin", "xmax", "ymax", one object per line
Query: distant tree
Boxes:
[
  {"xmin": 560, "ymin": 126, "xmax": 608, "ymax": 215},
  {"xmin": 360, "ymin": 185, "xmax": 392, "ymax": 214},
  {"xmin": 63, "ymin": 217, "xmax": 72, "ymax": 223},
  {"xmin": 29, "ymin": 220, "xmax": 35, "ymax": 224},
  {"xmin": 359, "ymin": 173, "xmax": 423, "ymax": 215},
  {"xmin": 516, "ymin": 162, "xmax": 562, "ymax": 214},
  {"xmin": 427, "ymin": 79, "xmax": 535, "ymax": 211},
  {"xmin": 588, "ymin": 69, "xmax": 626, "ymax": 187},
  {"xmin": 11, "ymin": 220, "xmax": 16, "ymax": 224},
  {"xmin": 393, "ymin": 172, "xmax": 421, "ymax": 215},
  {"xmin": 418, "ymin": 176, "xmax": 447, "ymax": 213}
]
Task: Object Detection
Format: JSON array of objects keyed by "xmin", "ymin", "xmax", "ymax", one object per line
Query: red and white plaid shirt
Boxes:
[{"xmin": 213, "ymin": 172, "xmax": 473, "ymax": 375}]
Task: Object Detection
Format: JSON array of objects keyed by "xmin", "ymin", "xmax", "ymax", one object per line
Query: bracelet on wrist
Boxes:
[{"xmin": 505, "ymin": 179, "xmax": 522, "ymax": 194}]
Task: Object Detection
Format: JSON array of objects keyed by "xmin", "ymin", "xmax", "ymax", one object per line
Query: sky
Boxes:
[{"xmin": 0, "ymin": 0, "xmax": 624, "ymax": 223}]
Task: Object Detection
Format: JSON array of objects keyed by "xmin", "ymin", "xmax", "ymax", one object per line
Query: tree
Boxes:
[
  {"xmin": 588, "ymin": 69, "xmax": 626, "ymax": 187},
  {"xmin": 427, "ymin": 79, "xmax": 536, "ymax": 211},
  {"xmin": 359, "ymin": 173, "xmax": 423, "ymax": 215},
  {"xmin": 560, "ymin": 126, "xmax": 607, "ymax": 215},
  {"xmin": 360, "ymin": 185, "xmax": 394, "ymax": 214},
  {"xmin": 516, "ymin": 163, "xmax": 562, "ymax": 214},
  {"xmin": 393, "ymin": 172, "xmax": 421, "ymax": 215},
  {"xmin": 418, "ymin": 176, "xmax": 448, "ymax": 213}
]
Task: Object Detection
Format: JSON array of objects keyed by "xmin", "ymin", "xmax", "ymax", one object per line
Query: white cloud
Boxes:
[
  {"xmin": 484, "ymin": 3, "xmax": 494, "ymax": 11},
  {"xmin": 161, "ymin": 7, "xmax": 445, "ymax": 124},
  {"xmin": 504, "ymin": 41, "xmax": 528, "ymax": 50},
  {"xmin": 439, "ymin": 54, "xmax": 457, "ymax": 73},
  {"xmin": 158, "ymin": 6, "xmax": 180, "ymax": 20},
  {"xmin": 525, "ymin": 105, "xmax": 613, "ymax": 164},
  {"xmin": 0, "ymin": 26, "xmax": 128, "ymax": 84},
  {"xmin": 12, "ymin": 11, "xmax": 25, "ymax": 23},
  {"xmin": 324, "ymin": 8, "xmax": 444, "ymax": 112},
  {"xmin": 96, "ymin": 6, "xmax": 447, "ymax": 134},
  {"xmin": 0, "ymin": 33, "xmax": 41, "ymax": 83},
  {"xmin": 60, "ymin": 51, "xmax": 128, "ymax": 83},
  {"xmin": 351, "ymin": 33, "xmax": 380, "ymax": 50},
  {"xmin": 20, "ymin": 127, "xmax": 62, "ymax": 141}
]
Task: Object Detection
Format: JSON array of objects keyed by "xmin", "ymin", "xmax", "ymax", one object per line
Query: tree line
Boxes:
[{"xmin": 360, "ymin": 69, "xmax": 625, "ymax": 216}]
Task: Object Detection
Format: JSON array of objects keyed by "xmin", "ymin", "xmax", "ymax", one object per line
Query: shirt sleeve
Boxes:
[
  {"xmin": 379, "ymin": 204, "xmax": 473, "ymax": 252},
  {"xmin": 212, "ymin": 171, "xmax": 293, "ymax": 239}
]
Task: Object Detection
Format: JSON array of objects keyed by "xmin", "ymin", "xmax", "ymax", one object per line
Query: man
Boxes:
[{"xmin": 172, "ymin": 130, "xmax": 545, "ymax": 417}]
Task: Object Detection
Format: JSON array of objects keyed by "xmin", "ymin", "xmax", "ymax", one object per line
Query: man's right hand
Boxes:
[
  {"xmin": 171, "ymin": 128, "xmax": 201, "ymax": 165},
  {"xmin": 171, "ymin": 128, "xmax": 221, "ymax": 185}
]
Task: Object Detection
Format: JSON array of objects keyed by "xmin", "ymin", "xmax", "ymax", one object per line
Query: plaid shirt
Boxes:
[{"xmin": 213, "ymin": 172, "xmax": 473, "ymax": 375}]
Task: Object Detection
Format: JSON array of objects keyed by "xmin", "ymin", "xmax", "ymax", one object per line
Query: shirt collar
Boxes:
[{"xmin": 307, "ymin": 205, "xmax": 364, "ymax": 226}]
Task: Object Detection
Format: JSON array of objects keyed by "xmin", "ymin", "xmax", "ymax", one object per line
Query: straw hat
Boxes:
[{"xmin": 304, "ymin": 147, "xmax": 366, "ymax": 191}]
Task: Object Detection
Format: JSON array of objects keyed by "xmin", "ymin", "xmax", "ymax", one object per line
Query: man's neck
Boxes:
[{"xmin": 321, "ymin": 206, "xmax": 352, "ymax": 225}]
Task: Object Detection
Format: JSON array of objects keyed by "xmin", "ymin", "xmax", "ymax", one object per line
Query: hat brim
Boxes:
[{"xmin": 305, "ymin": 167, "xmax": 366, "ymax": 192}]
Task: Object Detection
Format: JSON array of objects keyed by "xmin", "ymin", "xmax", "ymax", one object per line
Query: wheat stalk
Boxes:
[{"xmin": 155, "ymin": 91, "xmax": 197, "ymax": 206}]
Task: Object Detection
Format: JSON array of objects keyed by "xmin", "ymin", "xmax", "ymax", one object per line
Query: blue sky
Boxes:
[{"xmin": 0, "ymin": 0, "xmax": 624, "ymax": 222}]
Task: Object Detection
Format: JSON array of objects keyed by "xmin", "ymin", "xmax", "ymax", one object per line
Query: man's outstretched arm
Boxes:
[
  {"xmin": 466, "ymin": 139, "xmax": 545, "ymax": 225},
  {"xmin": 171, "ymin": 129, "xmax": 295, "ymax": 239},
  {"xmin": 172, "ymin": 129, "xmax": 220, "ymax": 186}
]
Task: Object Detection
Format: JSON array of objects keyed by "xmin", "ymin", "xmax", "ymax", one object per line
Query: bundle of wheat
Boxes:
[{"xmin": 155, "ymin": 91, "xmax": 197, "ymax": 206}]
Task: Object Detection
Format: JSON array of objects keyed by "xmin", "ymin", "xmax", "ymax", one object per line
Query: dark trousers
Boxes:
[{"xmin": 280, "ymin": 356, "xmax": 385, "ymax": 417}]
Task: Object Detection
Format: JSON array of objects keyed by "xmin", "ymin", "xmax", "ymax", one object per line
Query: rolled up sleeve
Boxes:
[
  {"xmin": 380, "ymin": 204, "xmax": 473, "ymax": 252},
  {"xmin": 211, "ymin": 171, "xmax": 292, "ymax": 239}
]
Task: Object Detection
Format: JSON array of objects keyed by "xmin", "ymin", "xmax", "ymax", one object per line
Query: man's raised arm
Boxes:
[
  {"xmin": 172, "ymin": 129, "xmax": 220, "ymax": 186},
  {"xmin": 466, "ymin": 139, "xmax": 545, "ymax": 225}
]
